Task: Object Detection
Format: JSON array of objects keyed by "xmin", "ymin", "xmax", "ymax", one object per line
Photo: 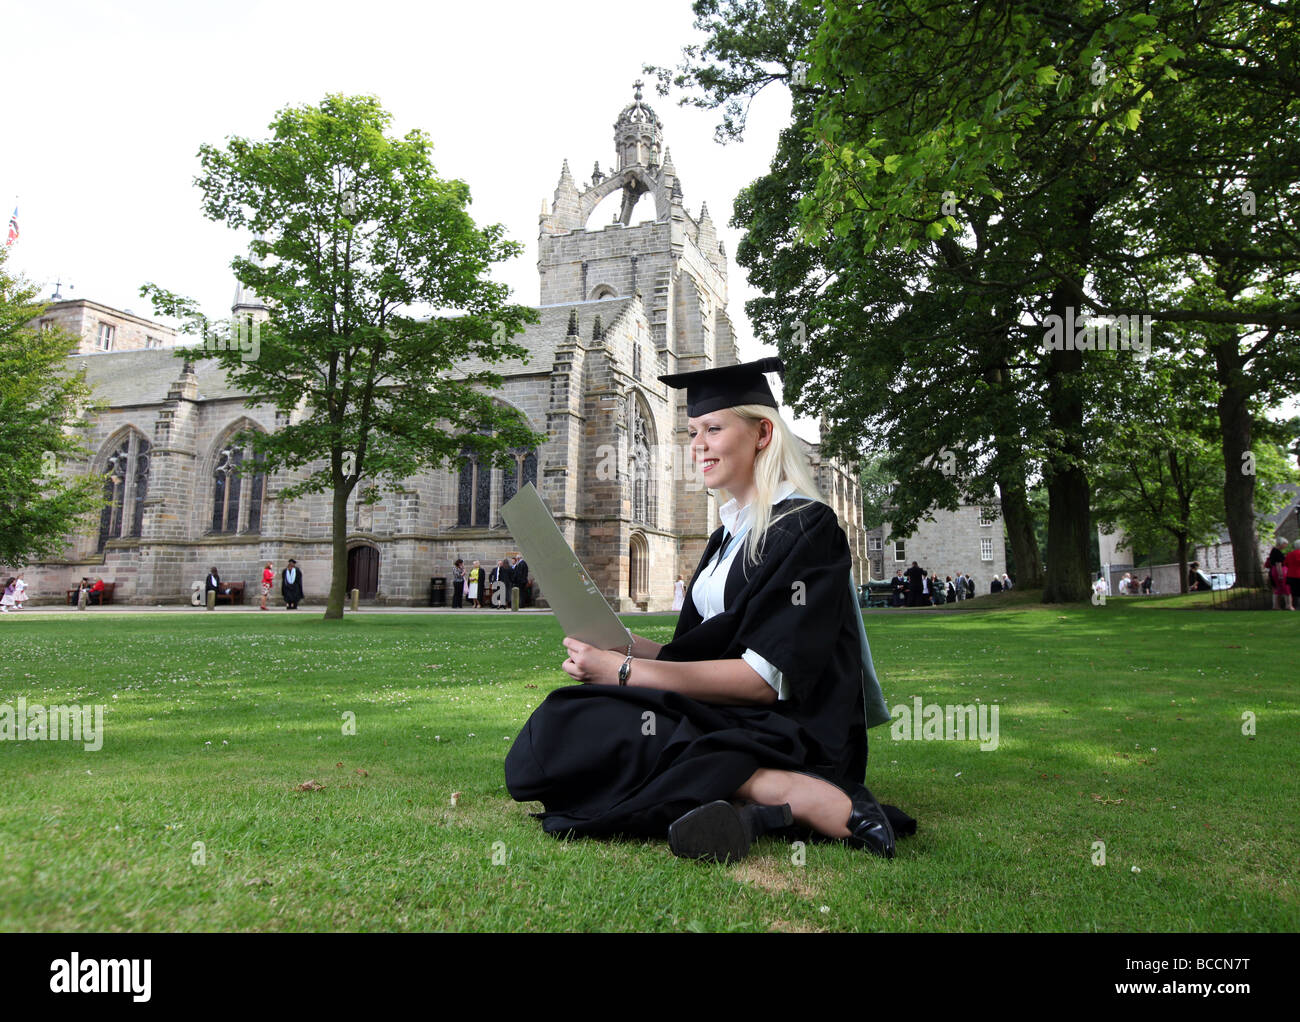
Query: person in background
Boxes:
[
  {"xmin": 671, "ymin": 573, "xmax": 686, "ymax": 611},
  {"xmin": 260, "ymin": 561, "xmax": 273, "ymax": 610},
  {"xmin": 281, "ymin": 559, "xmax": 304, "ymax": 609},
  {"xmin": 466, "ymin": 560, "xmax": 482, "ymax": 608},
  {"xmin": 1140, "ymin": 574, "xmax": 1153, "ymax": 595},
  {"xmin": 13, "ymin": 572, "xmax": 28, "ymax": 610},
  {"xmin": 491, "ymin": 558, "xmax": 511, "ymax": 609},
  {"xmin": 511, "ymin": 553, "xmax": 531, "ymax": 608},
  {"xmin": 952, "ymin": 571, "xmax": 965, "ymax": 602},
  {"xmin": 451, "ymin": 559, "xmax": 465, "ymax": 609},
  {"xmin": 965, "ymin": 574, "xmax": 975, "ymax": 599},
  {"xmin": 1268, "ymin": 543, "xmax": 1293, "ymax": 611},
  {"xmin": 1284, "ymin": 542, "xmax": 1300, "ymax": 609},
  {"xmin": 89, "ymin": 577, "xmax": 106, "ymax": 605},
  {"xmin": 1118, "ymin": 573, "xmax": 1131, "ymax": 595},
  {"xmin": 1188, "ymin": 562, "xmax": 1212, "ymax": 592},
  {"xmin": 945, "ymin": 576, "xmax": 956, "ymax": 603},
  {"xmin": 0, "ymin": 578, "xmax": 15, "ymax": 612},
  {"xmin": 1001, "ymin": 573, "xmax": 1013, "ymax": 591},
  {"xmin": 205, "ymin": 566, "xmax": 222, "ymax": 602},
  {"xmin": 890, "ymin": 569, "xmax": 907, "ymax": 607},
  {"xmin": 904, "ymin": 560, "xmax": 925, "ymax": 607},
  {"xmin": 991, "ymin": 575, "xmax": 1003, "ymax": 594}
]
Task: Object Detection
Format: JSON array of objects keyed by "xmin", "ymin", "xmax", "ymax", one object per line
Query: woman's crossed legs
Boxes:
[{"xmin": 735, "ymin": 768, "xmax": 852, "ymax": 839}]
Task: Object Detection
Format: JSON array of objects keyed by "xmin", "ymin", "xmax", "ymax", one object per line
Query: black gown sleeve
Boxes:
[{"xmin": 729, "ymin": 504, "xmax": 852, "ymax": 701}]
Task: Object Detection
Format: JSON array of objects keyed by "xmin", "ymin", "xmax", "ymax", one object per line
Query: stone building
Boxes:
[
  {"xmin": 866, "ymin": 502, "xmax": 1008, "ymax": 590},
  {"xmin": 15, "ymin": 84, "xmax": 867, "ymax": 608},
  {"xmin": 1099, "ymin": 483, "xmax": 1300, "ymax": 591},
  {"xmin": 35, "ymin": 298, "xmax": 178, "ymax": 353}
]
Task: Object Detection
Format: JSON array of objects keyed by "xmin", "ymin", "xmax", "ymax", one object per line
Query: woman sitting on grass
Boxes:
[{"xmin": 505, "ymin": 358, "xmax": 914, "ymax": 863}]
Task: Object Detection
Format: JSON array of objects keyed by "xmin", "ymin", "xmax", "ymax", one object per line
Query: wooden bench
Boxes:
[
  {"xmin": 213, "ymin": 581, "xmax": 246, "ymax": 605},
  {"xmin": 66, "ymin": 582, "xmax": 116, "ymax": 605}
]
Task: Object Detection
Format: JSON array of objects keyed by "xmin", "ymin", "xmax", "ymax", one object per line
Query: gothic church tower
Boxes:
[{"xmin": 537, "ymin": 83, "xmax": 741, "ymax": 608}]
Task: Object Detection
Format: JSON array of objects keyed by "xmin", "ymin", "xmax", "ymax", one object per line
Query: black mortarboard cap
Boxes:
[{"xmin": 658, "ymin": 356, "xmax": 784, "ymax": 417}]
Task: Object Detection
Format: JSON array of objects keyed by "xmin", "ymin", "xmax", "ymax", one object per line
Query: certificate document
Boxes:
[{"xmin": 500, "ymin": 483, "xmax": 633, "ymax": 651}]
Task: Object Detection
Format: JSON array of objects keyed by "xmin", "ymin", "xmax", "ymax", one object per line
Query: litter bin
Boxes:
[{"xmin": 430, "ymin": 576, "xmax": 447, "ymax": 607}]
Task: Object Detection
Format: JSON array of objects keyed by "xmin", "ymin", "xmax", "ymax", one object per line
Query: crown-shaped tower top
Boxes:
[{"xmin": 614, "ymin": 80, "xmax": 664, "ymax": 172}]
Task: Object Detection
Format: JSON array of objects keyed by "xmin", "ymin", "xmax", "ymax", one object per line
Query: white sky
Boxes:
[{"xmin": 2, "ymin": 0, "xmax": 817, "ymax": 437}]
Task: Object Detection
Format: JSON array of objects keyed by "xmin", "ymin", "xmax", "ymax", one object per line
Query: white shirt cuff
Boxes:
[{"xmin": 742, "ymin": 647, "xmax": 789, "ymax": 701}]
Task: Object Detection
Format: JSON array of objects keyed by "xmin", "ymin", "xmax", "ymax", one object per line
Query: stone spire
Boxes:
[
  {"xmin": 232, "ymin": 234, "xmax": 269, "ymax": 319},
  {"xmin": 697, "ymin": 201, "xmax": 718, "ymax": 260},
  {"xmin": 546, "ymin": 159, "xmax": 581, "ymax": 232}
]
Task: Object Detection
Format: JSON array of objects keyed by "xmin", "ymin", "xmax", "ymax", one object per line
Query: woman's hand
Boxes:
[{"xmin": 561, "ymin": 636, "xmax": 625, "ymax": 685}]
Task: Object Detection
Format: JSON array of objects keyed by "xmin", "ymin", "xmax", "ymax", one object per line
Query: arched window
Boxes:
[
  {"xmin": 457, "ymin": 413, "xmax": 538, "ymax": 529},
  {"xmin": 97, "ymin": 432, "xmax": 150, "ymax": 552},
  {"xmin": 456, "ymin": 448, "xmax": 492, "ymax": 528},
  {"xmin": 629, "ymin": 533, "xmax": 649, "ymax": 598},
  {"xmin": 496, "ymin": 449, "xmax": 540, "ymax": 526},
  {"xmin": 628, "ymin": 398, "xmax": 654, "ymax": 526},
  {"xmin": 210, "ymin": 439, "xmax": 266, "ymax": 535}
]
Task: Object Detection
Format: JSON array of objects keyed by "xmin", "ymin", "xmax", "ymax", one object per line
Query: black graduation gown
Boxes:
[
  {"xmin": 512, "ymin": 559, "xmax": 530, "ymax": 605},
  {"xmin": 281, "ymin": 568, "xmax": 304, "ymax": 604},
  {"xmin": 505, "ymin": 498, "xmax": 870, "ymax": 838}
]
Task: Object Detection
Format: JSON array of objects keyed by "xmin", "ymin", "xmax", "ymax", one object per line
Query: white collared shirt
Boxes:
[{"xmin": 692, "ymin": 480, "xmax": 801, "ymax": 700}]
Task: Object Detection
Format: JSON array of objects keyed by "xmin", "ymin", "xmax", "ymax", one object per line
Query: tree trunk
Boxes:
[
  {"xmin": 1213, "ymin": 329, "xmax": 1262, "ymax": 586},
  {"xmin": 1176, "ymin": 533, "xmax": 1189, "ymax": 594},
  {"xmin": 998, "ymin": 467, "xmax": 1042, "ymax": 587},
  {"xmin": 1043, "ymin": 466, "xmax": 1092, "ymax": 602},
  {"xmin": 325, "ymin": 486, "xmax": 349, "ymax": 619},
  {"xmin": 1041, "ymin": 288, "xmax": 1092, "ymax": 603}
]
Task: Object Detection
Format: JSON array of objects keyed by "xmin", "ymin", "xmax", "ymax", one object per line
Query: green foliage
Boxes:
[
  {"xmin": 663, "ymin": 0, "xmax": 1300, "ymax": 602},
  {"xmin": 1091, "ymin": 362, "xmax": 1225, "ymax": 567},
  {"xmin": 0, "ymin": 249, "xmax": 104, "ymax": 565}
]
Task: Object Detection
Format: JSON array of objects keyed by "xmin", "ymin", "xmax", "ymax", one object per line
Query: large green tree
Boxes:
[
  {"xmin": 0, "ymin": 249, "xmax": 103, "ymax": 566},
  {"xmin": 146, "ymin": 94, "xmax": 544, "ymax": 618},
  {"xmin": 800, "ymin": 0, "xmax": 1300, "ymax": 599},
  {"xmin": 659, "ymin": 0, "xmax": 1298, "ymax": 603}
]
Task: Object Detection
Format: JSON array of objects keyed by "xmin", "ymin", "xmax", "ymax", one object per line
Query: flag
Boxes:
[{"xmin": 5, "ymin": 207, "xmax": 17, "ymax": 246}]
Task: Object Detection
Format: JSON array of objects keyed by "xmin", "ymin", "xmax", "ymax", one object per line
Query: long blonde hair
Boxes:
[{"xmin": 718, "ymin": 403, "xmax": 826, "ymax": 568}]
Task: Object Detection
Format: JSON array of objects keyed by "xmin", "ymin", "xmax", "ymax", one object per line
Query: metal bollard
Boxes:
[
  {"xmin": 206, "ymin": 589, "xmax": 216, "ymax": 611},
  {"xmin": 77, "ymin": 589, "xmax": 88, "ymax": 611},
  {"xmin": 511, "ymin": 585, "xmax": 520, "ymax": 611},
  {"xmin": 350, "ymin": 588, "xmax": 360, "ymax": 612}
]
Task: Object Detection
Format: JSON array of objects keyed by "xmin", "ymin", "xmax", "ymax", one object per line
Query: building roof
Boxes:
[
  {"xmin": 72, "ymin": 348, "xmax": 245, "ymax": 406},
  {"xmin": 68, "ymin": 296, "xmax": 641, "ymax": 406}
]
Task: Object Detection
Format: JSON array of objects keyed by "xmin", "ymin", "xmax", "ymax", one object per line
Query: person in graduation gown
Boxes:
[
  {"xmin": 505, "ymin": 357, "xmax": 915, "ymax": 863},
  {"xmin": 904, "ymin": 561, "xmax": 925, "ymax": 607},
  {"xmin": 511, "ymin": 554, "xmax": 531, "ymax": 607},
  {"xmin": 281, "ymin": 559, "xmax": 304, "ymax": 609},
  {"xmin": 205, "ymin": 567, "xmax": 222, "ymax": 600}
]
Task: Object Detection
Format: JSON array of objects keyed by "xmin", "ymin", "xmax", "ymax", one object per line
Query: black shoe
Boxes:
[
  {"xmin": 842, "ymin": 783, "xmax": 896, "ymax": 859},
  {"xmin": 668, "ymin": 800, "xmax": 794, "ymax": 864}
]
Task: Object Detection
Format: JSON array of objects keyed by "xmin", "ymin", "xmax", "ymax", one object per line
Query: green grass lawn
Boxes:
[{"xmin": 1, "ymin": 598, "xmax": 1296, "ymax": 932}]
